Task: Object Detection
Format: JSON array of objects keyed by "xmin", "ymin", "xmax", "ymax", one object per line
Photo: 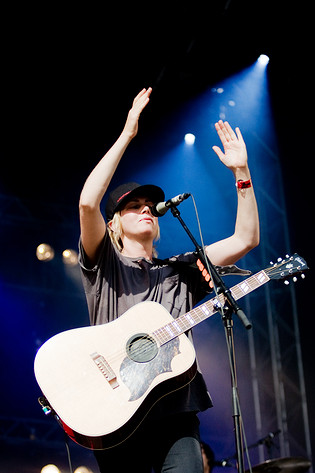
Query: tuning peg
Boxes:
[
  {"xmin": 284, "ymin": 280, "xmax": 290, "ymax": 285},
  {"xmin": 293, "ymin": 277, "xmax": 297, "ymax": 283},
  {"xmin": 285, "ymin": 254, "xmax": 290, "ymax": 258},
  {"xmin": 277, "ymin": 257, "xmax": 283, "ymax": 262},
  {"xmin": 270, "ymin": 261, "xmax": 274, "ymax": 265},
  {"xmin": 301, "ymin": 274, "xmax": 306, "ymax": 279}
]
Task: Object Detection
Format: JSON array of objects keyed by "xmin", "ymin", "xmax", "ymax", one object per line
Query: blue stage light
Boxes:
[
  {"xmin": 258, "ymin": 54, "xmax": 270, "ymax": 66},
  {"xmin": 184, "ymin": 133, "xmax": 196, "ymax": 145}
]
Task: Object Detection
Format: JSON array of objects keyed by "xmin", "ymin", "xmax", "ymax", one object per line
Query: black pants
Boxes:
[{"xmin": 94, "ymin": 412, "xmax": 203, "ymax": 473}]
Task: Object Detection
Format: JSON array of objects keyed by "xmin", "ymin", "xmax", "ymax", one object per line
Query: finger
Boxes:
[
  {"xmin": 138, "ymin": 90, "xmax": 152, "ymax": 111},
  {"xmin": 133, "ymin": 88, "xmax": 146, "ymax": 103},
  {"xmin": 216, "ymin": 120, "xmax": 233, "ymax": 144},
  {"xmin": 222, "ymin": 121, "xmax": 237, "ymax": 141},
  {"xmin": 212, "ymin": 145, "xmax": 225, "ymax": 160},
  {"xmin": 140, "ymin": 87, "xmax": 152, "ymax": 108},
  {"xmin": 235, "ymin": 126, "xmax": 244, "ymax": 143},
  {"xmin": 215, "ymin": 121, "xmax": 228, "ymax": 145},
  {"xmin": 132, "ymin": 88, "xmax": 152, "ymax": 114},
  {"xmin": 139, "ymin": 87, "xmax": 152, "ymax": 100},
  {"xmin": 133, "ymin": 87, "xmax": 151, "ymax": 106}
]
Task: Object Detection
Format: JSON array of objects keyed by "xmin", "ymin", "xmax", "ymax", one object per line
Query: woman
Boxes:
[{"xmin": 78, "ymin": 88, "xmax": 259, "ymax": 472}]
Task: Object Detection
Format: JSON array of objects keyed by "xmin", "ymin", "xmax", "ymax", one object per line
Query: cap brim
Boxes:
[
  {"xmin": 116, "ymin": 184, "xmax": 165, "ymax": 212},
  {"xmin": 130, "ymin": 184, "xmax": 165, "ymax": 202},
  {"xmin": 105, "ymin": 182, "xmax": 166, "ymax": 221}
]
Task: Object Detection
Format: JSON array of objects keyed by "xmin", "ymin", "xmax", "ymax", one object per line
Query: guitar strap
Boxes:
[{"xmin": 153, "ymin": 253, "xmax": 252, "ymax": 292}]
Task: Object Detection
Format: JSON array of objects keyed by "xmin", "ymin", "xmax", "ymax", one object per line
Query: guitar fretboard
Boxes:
[{"xmin": 152, "ymin": 270, "xmax": 270, "ymax": 345}]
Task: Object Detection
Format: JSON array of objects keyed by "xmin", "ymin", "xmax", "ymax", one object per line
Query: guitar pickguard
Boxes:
[{"xmin": 120, "ymin": 338, "xmax": 180, "ymax": 401}]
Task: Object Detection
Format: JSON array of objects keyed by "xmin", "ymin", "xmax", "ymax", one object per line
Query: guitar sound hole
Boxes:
[{"xmin": 126, "ymin": 333, "xmax": 158, "ymax": 363}]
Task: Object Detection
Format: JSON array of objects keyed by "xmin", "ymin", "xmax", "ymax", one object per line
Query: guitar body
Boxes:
[{"xmin": 34, "ymin": 301, "xmax": 196, "ymax": 450}]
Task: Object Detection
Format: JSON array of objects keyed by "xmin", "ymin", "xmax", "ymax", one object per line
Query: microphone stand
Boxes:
[
  {"xmin": 247, "ymin": 430, "xmax": 281, "ymax": 459},
  {"xmin": 170, "ymin": 205, "xmax": 252, "ymax": 473}
]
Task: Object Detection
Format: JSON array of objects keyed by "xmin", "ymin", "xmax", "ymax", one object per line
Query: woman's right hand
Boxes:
[{"xmin": 122, "ymin": 87, "xmax": 152, "ymax": 139}]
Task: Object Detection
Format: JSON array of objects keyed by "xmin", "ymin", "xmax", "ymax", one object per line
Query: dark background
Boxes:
[{"xmin": 0, "ymin": 1, "xmax": 313, "ymax": 472}]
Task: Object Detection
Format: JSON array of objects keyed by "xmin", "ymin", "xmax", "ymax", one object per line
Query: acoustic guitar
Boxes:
[{"xmin": 34, "ymin": 254, "xmax": 307, "ymax": 450}]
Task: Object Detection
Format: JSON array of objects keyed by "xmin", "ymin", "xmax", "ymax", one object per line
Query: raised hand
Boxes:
[
  {"xmin": 212, "ymin": 120, "xmax": 248, "ymax": 172},
  {"xmin": 122, "ymin": 87, "xmax": 152, "ymax": 139}
]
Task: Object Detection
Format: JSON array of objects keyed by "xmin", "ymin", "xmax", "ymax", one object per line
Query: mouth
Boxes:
[{"xmin": 139, "ymin": 217, "xmax": 153, "ymax": 223}]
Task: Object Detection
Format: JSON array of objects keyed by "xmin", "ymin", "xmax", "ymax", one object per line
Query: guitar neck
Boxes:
[{"xmin": 153, "ymin": 270, "xmax": 270, "ymax": 345}]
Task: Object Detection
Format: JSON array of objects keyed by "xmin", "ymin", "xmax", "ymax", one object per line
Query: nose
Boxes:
[{"xmin": 141, "ymin": 204, "xmax": 152, "ymax": 215}]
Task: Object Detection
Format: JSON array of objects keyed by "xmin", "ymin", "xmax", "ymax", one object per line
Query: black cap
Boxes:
[{"xmin": 105, "ymin": 182, "xmax": 165, "ymax": 221}]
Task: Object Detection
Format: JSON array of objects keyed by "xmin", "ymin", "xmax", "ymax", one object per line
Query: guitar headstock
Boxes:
[{"xmin": 266, "ymin": 253, "xmax": 309, "ymax": 283}]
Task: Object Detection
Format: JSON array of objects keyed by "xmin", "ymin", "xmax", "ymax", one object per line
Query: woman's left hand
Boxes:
[{"xmin": 212, "ymin": 120, "xmax": 248, "ymax": 173}]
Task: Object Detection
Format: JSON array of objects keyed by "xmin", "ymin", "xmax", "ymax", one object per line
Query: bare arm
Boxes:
[
  {"xmin": 79, "ymin": 88, "xmax": 152, "ymax": 264},
  {"xmin": 206, "ymin": 120, "xmax": 260, "ymax": 266}
]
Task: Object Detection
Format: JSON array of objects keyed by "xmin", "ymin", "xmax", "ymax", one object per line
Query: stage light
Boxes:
[
  {"xmin": 184, "ymin": 133, "xmax": 196, "ymax": 145},
  {"xmin": 40, "ymin": 465, "xmax": 61, "ymax": 473},
  {"xmin": 258, "ymin": 54, "xmax": 269, "ymax": 65},
  {"xmin": 36, "ymin": 243, "xmax": 55, "ymax": 262},
  {"xmin": 74, "ymin": 467, "xmax": 93, "ymax": 473},
  {"xmin": 62, "ymin": 249, "xmax": 78, "ymax": 265}
]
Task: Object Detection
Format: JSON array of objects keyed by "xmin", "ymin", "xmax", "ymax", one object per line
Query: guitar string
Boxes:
[
  {"xmin": 105, "ymin": 273, "xmax": 298, "ymax": 365},
  {"xmin": 101, "ymin": 296, "xmax": 222, "ymax": 366},
  {"xmin": 99, "ymin": 265, "xmax": 292, "ymax": 369},
  {"xmin": 110, "ymin": 252, "xmax": 302, "ymax": 366},
  {"xmin": 96, "ymin": 265, "xmax": 289, "ymax": 371}
]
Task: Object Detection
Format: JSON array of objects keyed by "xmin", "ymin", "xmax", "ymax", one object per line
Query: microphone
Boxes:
[
  {"xmin": 150, "ymin": 193, "xmax": 191, "ymax": 217},
  {"xmin": 258, "ymin": 429, "xmax": 281, "ymax": 445}
]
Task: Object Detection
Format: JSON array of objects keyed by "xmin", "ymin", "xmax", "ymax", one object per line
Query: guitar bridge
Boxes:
[{"xmin": 90, "ymin": 352, "xmax": 119, "ymax": 389}]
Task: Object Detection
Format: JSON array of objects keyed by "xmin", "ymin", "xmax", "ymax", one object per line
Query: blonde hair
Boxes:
[{"xmin": 108, "ymin": 211, "xmax": 160, "ymax": 257}]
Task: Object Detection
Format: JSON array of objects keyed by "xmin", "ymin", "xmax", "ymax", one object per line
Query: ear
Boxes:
[
  {"xmin": 108, "ymin": 218, "xmax": 120, "ymax": 234},
  {"xmin": 108, "ymin": 220, "xmax": 117, "ymax": 233}
]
